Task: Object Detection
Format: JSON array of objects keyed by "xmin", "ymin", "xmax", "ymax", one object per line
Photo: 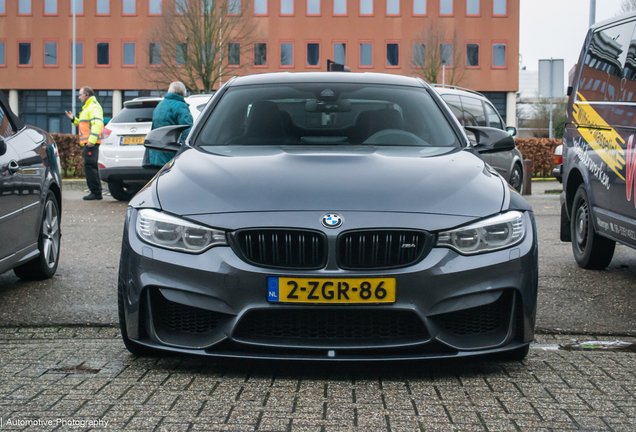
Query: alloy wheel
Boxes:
[{"xmin": 42, "ymin": 199, "xmax": 60, "ymax": 268}]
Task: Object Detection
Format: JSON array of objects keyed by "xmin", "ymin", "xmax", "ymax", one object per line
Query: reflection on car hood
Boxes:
[{"xmin": 156, "ymin": 146, "xmax": 504, "ymax": 217}]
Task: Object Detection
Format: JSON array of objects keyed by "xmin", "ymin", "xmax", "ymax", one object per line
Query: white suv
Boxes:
[
  {"xmin": 98, "ymin": 94, "xmax": 213, "ymax": 200},
  {"xmin": 432, "ymin": 85, "xmax": 524, "ymax": 192}
]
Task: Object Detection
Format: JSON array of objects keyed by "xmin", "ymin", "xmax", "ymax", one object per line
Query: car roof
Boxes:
[
  {"xmin": 229, "ymin": 72, "xmax": 425, "ymax": 87},
  {"xmin": 430, "ymin": 85, "xmax": 487, "ymax": 99}
]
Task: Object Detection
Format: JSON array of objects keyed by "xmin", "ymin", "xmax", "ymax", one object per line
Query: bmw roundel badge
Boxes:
[{"xmin": 321, "ymin": 213, "xmax": 343, "ymax": 228}]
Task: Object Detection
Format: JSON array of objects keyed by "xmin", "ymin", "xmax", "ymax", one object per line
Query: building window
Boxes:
[
  {"xmin": 493, "ymin": 43, "xmax": 506, "ymax": 67},
  {"xmin": 123, "ymin": 0, "xmax": 135, "ymax": 14},
  {"xmin": 228, "ymin": 43, "xmax": 240, "ymax": 65},
  {"xmin": 467, "ymin": 0, "xmax": 479, "ymax": 14},
  {"xmin": 176, "ymin": 0, "xmax": 187, "ymax": 13},
  {"xmin": 149, "ymin": 43, "xmax": 161, "ymax": 65},
  {"xmin": 281, "ymin": 0, "xmax": 293, "ymax": 14},
  {"xmin": 97, "ymin": 42, "xmax": 109, "ymax": 65},
  {"xmin": 439, "ymin": 0, "xmax": 452, "ymax": 15},
  {"xmin": 19, "ymin": 42, "xmax": 31, "ymax": 65},
  {"xmin": 360, "ymin": 42, "xmax": 372, "ymax": 66},
  {"xmin": 70, "ymin": 0, "xmax": 83, "ymax": 14},
  {"xmin": 254, "ymin": 43, "xmax": 267, "ymax": 65},
  {"xmin": 386, "ymin": 43, "xmax": 399, "ymax": 66},
  {"xmin": 123, "ymin": 42, "xmax": 135, "ymax": 65},
  {"xmin": 386, "ymin": 0, "xmax": 399, "ymax": 15},
  {"xmin": 334, "ymin": 0, "xmax": 346, "ymax": 14},
  {"xmin": 0, "ymin": 42, "xmax": 5, "ymax": 66},
  {"xmin": 466, "ymin": 43, "xmax": 479, "ymax": 66},
  {"xmin": 176, "ymin": 43, "xmax": 187, "ymax": 65},
  {"xmin": 413, "ymin": 43, "xmax": 425, "ymax": 66},
  {"xmin": 45, "ymin": 41, "xmax": 58, "ymax": 65},
  {"xmin": 307, "ymin": 0, "xmax": 319, "ymax": 14},
  {"xmin": 493, "ymin": 0, "xmax": 505, "ymax": 15},
  {"xmin": 228, "ymin": 0, "xmax": 240, "ymax": 14},
  {"xmin": 71, "ymin": 41, "xmax": 83, "ymax": 65},
  {"xmin": 254, "ymin": 0, "xmax": 266, "ymax": 14},
  {"xmin": 45, "ymin": 0, "xmax": 57, "ymax": 14},
  {"xmin": 334, "ymin": 42, "xmax": 346, "ymax": 64},
  {"xmin": 0, "ymin": 0, "xmax": 4, "ymax": 14},
  {"xmin": 281, "ymin": 42, "xmax": 293, "ymax": 66},
  {"xmin": 307, "ymin": 43, "xmax": 319, "ymax": 66},
  {"xmin": 360, "ymin": 0, "xmax": 372, "ymax": 14},
  {"xmin": 440, "ymin": 43, "xmax": 452, "ymax": 66},
  {"xmin": 19, "ymin": 0, "xmax": 31, "ymax": 14},
  {"xmin": 149, "ymin": 0, "xmax": 161, "ymax": 14},
  {"xmin": 413, "ymin": 0, "xmax": 425, "ymax": 14},
  {"xmin": 201, "ymin": 42, "xmax": 213, "ymax": 64},
  {"xmin": 96, "ymin": 0, "xmax": 109, "ymax": 14}
]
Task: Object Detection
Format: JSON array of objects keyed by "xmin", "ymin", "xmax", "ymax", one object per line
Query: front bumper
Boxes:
[{"xmin": 119, "ymin": 209, "xmax": 538, "ymax": 361}]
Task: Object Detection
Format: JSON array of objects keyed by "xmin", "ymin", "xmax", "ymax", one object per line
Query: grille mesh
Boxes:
[
  {"xmin": 151, "ymin": 290, "xmax": 223, "ymax": 334},
  {"xmin": 234, "ymin": 309, "xmax": 428, "ymax": 341},
  {"xmin": 233, "ymin": 229, "xmax": 327, "ymax": 269},
  {"xmin": 338, "ymin": 230, "xmax": 429, "ymax": 269},
  {"xmin": 437, "ymin": 292, "xmax": 511, "ymax": 336}
]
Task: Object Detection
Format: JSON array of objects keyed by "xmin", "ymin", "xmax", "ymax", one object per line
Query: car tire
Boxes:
[
  {"xmin": 108, "ymin": 182, "xmax": 139, "ymax": 202},
  {"xmin": 509, "ymin": 163, "xmax": 523, "ymax": 193},
  {"xmin": 500, "ymin": 344, "xmax": 530, "ymax": 361},
  {"xmin": 570, "ymin": 185, "xmax": 616, "ymax": 269},
  {"xmin": 13, "ymin": 192, "xmax": 61, "ymax": 280},
  {"xmin": 118, "ymin": 266, "xmax": 156, "ymax": 356}
]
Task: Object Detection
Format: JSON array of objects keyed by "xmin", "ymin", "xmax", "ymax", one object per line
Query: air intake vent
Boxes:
[
  {"xmin": 437, "ymin": 291, "xmax": 512, "ymax": 336},
  {"xmin": 232, "ymin": 229, "xmax": 327, "ymax": 269},
  {"xmin": 150, "ymin": 289, "xmax": 224, "ymax": 334},
  {"xmin": 338, "ymin": 230, "xmax": 431, "ymax": 269}
]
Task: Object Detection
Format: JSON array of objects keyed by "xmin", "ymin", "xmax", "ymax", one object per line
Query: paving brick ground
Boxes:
[{"xmin": 0, "ymin": 327, "xmax": 635, "ymax": 431}]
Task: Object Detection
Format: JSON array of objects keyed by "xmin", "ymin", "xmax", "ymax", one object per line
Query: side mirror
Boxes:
[
  {"xmin": 464, "ymin": 126, "xmax": 516, "ymax": 154},
  {"xmin": 0, "ymin": 136, "xmax": 6, "ymax": 157},
  {"xmin": 144, "ymin": 125, "xmax": 190, "ymax": 153},
  {"xmin": 506, "ymin": 126, "xmax": 518, "ymax": 137}
]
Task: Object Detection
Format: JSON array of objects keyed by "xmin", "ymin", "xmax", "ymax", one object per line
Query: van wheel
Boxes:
[
  {"xmin": 509, "ymin": 164, "xmax": 523, "ymax": 193},
  {"xmin": 570, "ymin": 185, "xmax": 615, "ymax": 269},
  {"xmin": 108, "ymin": 182, "xmax": 138, "ymax": 201},
  {"xmin": 14, "ymin": 192, "xmax": 61, "ymax": 280}
]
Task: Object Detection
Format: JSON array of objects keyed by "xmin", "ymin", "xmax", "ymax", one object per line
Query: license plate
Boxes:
[
  {"xmin": 121, "ymin": 136, "xmax": 145, "ymax": 145},
  {"xmin": 267, "ymin": 277, "xmax": 396, "ymax": 304}
]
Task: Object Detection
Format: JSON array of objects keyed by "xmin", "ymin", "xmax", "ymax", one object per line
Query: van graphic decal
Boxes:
[
  {"xmin": 572, "ymin": 138, "xmax": 611, "ymax": 190},
  {"xmin": 628, "ymin": 135, "xmax": 636, "ymax": 207},
  {"xmin": 573, "ymin": 93, "xmax": 626, "ymax": 181}
]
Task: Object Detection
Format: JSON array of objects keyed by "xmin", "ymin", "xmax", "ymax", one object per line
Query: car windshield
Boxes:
[
  {"xmin": 195, "ymin": 83, "xmax": 460, "ymax": 150},
  {"xmin": 110, "ymin": 106, "xmax": 156, "ymax": 123}
]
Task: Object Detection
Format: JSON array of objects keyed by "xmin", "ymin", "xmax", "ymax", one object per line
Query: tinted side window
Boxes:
[
  {"xmin": 460, "ymin": 96, "xmax": 487, "ymax": 126},
  {"xmin": 111, "ymin": 106, "xmax": 156, "ymax": 123},
  {"xmin": 441, "ymin": 95, "xmax": 464, "ymax": 125},
  {"xmin": 0, "ymin": 103, "xmax": 15, "ymax": 137},
  {"xmin": 578, "ymin": 21, "xmax": 636, "ymax": 102},
  {"xmin": 484, "ymin": 102, "xmax": 503, "ymax": 129}
]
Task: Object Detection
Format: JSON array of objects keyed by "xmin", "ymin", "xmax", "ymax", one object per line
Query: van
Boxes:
[{"xmin": 561, "ymin": 12, "xmax": 636, "ymax": 269}]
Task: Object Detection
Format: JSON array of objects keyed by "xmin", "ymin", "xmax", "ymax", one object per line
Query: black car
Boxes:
[
  {"xmin": 0, "ymin": 91, "xmax": 62, "ymax": 280},
  {"xmin": 119, "ymin": 72, "xmax": 538, "ymax": 361}
]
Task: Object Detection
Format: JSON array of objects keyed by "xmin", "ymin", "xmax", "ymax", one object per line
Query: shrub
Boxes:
[
  {"xmin": 51, "ymin": 133, "xmax": 84, "ymax": 177},
  {"xmin": 514, "ymin": 138, "xmax": 562, "ymax": 178}
]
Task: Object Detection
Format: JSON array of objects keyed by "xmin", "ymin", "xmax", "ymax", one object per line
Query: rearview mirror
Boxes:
[
  {"xmin": 464, "ymin": 126, "xmax": 516, "ymax": 154},
  {"xmin": 305, "ymin": 99, "xmax": 351, "ymax": 113},
  {"xmin": 144, "ymin": 125, "xmax": 190, "ymax": 153}
]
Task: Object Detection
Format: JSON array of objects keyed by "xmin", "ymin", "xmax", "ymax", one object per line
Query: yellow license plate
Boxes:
[
  {"xmin": 121, "ymin": 136, "xmax": 145, "ymax": 145},
  {"xmin": 267, "ymin": 277, "xmax": 396, "ymax": 304}
]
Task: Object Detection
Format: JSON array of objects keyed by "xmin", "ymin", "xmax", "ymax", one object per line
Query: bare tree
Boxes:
[
  {"xmin": 142, "ymin": 0, "xmax": 258, "ymax": 93},
  {"xmin": 620, "ymin": 0, "xmax": 636, "ymax": 14},
  {"xmin": 411, "ymin": 23, "xmax": 465, "ymax": 86}
]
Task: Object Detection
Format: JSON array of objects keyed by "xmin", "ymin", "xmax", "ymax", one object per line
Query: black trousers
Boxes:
[{"xmin": 82, "ymin": 144, "xmax": 101, "ymax": 196}]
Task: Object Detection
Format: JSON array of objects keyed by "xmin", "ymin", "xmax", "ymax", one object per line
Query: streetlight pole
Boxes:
[
  {"xmin": 72, "ymin": 0, "xmax": 76, "ymax": 134},
  {"xmin": 589, "ymin": 0, "xmax": 596, "ymax": 27}
]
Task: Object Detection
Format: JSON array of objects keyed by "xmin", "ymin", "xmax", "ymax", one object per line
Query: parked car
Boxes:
[
  {"xmin": 0, "ymin": 91, "xmax": 62, "ymax": 280},
  {"xmin": 432, "ymin": 85, "xmax": 524, "ymax": 192},
  {"xmin": 553, "ymin": 144, "xmax": 563, "ymax": 182},
  {"xmin": 118, "ymin": 72, "xmax": 539, "ymax": 361},
  {"xmin": 560, "ymin": 13, "xmax": 636, "ymax": 270},
  {"xmin": 98, "ymin": 94, "xmax": 213, "ymax": 201}
]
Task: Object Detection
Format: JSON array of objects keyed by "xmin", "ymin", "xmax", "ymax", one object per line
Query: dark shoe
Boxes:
[{"xmin": 83, "ymin": 193, "xmax": 103, "ymax": 201}]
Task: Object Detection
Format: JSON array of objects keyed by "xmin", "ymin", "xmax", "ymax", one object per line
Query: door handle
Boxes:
[{"xmin": 8, "ymin": 160, "xmax": 19, "ymax": 175}]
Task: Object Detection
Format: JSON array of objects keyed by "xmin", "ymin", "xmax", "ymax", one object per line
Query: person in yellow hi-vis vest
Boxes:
[{"xmin": 65, "ymin": 86, "xmax": 104, "ymax": 200}]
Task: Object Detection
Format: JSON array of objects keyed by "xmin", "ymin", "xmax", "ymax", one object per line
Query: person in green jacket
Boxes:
[{"xmin": 148, "ymin": 81, "xmax": 194, "ymax": 167}]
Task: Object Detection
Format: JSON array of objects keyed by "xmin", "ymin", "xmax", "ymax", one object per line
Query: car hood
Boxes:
[{"xmin": 155, "ymin": 146, "xmax": 505, "ymax": 217}]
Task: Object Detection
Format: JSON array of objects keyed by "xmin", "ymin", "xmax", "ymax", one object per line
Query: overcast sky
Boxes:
[{"xmin": 520, "ymin": 0, "xmax": 626, "ymax": 74}]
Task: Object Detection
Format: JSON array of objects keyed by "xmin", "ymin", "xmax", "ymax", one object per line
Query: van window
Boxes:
[
  {"xmin": 484, "ymin": 102, "xmax": 503, "ymax": 129},
  {"xmin": 440, "ymin": 95, "xmax": 464, "ymax": 125},
  {"xmin": 578, "ymin": 21, "xmax": 636, "ymax": 102},
  {"xmin": 460, "ymin": 96, "xmax": 487, "ymax": 126}
]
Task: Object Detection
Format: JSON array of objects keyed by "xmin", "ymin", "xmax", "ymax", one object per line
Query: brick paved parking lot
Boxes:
[{"xmin": 0, "ymin": 327, "xmax": 635, "ymax": 431}]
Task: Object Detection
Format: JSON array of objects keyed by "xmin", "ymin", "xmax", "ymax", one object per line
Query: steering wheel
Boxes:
[{"xmin": 362, "ymin": 129, "xmax": 428, "ymax": 146}]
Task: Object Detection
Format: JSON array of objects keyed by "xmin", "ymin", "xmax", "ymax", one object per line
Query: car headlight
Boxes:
[
  {"xmin": 436, "ymin": 211, "xmax": 525, "ymax": 255},
  {"xmin": 136, "ymin": 209, "xmax": 227, "ymax": 253}
]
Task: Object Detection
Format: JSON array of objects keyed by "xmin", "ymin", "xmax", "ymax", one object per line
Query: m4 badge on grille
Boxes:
[
  {"xmin": 401, "ymin": 244, "xmax": 417, "ymax": 248},
  {"xmin": 321, "ymin": 213, "xmax": 343, "ymax": 228}
]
